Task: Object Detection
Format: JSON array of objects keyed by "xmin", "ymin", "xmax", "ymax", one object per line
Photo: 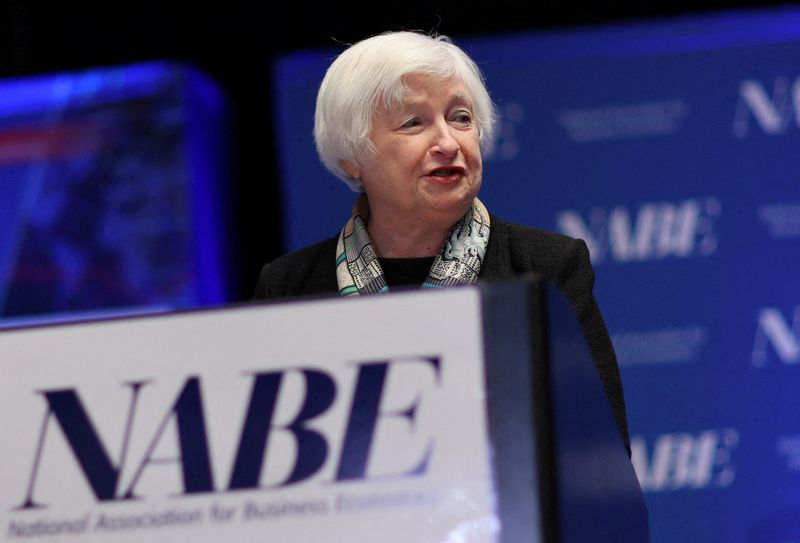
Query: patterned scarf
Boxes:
[{"xmin": 335, "ymin": 195, "xmax": 491, "ymax": 296}]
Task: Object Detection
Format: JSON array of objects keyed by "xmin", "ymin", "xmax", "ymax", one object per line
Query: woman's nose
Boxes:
[{"xmin": 430, "ymin": 122, "xmax": 460, "ymax": 157}]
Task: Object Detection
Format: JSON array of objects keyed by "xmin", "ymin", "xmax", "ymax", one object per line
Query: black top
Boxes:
[
  {"xmin": 253, "ymin": 215, "xmax": 631, "ymax": 454},
  {"xmin": 379, "ymin": 256, "xmax": 436, "ymax": 287}
]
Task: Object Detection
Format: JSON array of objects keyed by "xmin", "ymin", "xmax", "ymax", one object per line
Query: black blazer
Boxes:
[{"xmin": 254, "ymin": 216, "xmax": 630, "ymax": 452}]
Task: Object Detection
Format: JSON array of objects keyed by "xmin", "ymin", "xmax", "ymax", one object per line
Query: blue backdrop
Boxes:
[{"xmin": 272, "ymin": 8, "xmax": 800, "ymax": 542}]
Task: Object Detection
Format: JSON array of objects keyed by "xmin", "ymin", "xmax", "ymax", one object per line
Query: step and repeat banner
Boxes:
[{"xmin": 272, "ymin": 8, "xmax": 800, "ymax": 542}]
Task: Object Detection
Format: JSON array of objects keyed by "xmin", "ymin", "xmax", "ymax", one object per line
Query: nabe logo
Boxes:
[
  {"xmin": 734, "ymin": 76, "xmax": 800, "ymax": 138},
  {"xmin": 752, "ymin": 307, "xmax": 800, "ymax": 366},
  {"xmin": 15, "ymin": 357, "xmax": 441, "ymax": 510},
  {"xmin": 556, "ymin": 197, "xmax": 720, "ymax": 264},
  {"xmin": 631, "ymin": 429, "xmax": 738, "ymax": 492}
]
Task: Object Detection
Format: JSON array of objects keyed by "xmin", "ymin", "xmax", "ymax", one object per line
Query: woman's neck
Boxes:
[
  {"xmin": 367, "ymin": 217, "xmax": 451, "ymax": 258},
  {"xmin": 360, "ymin": 194, "xmax": 474, "ymax": 258},
  {"xmin": 367, "ymin": 209, "xmax": 455, "ymax": 258}
]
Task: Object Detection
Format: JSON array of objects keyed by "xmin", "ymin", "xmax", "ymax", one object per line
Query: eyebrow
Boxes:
[{"xmin": 400, "ymin": 92, "xmax": 473, "ymax": 110}]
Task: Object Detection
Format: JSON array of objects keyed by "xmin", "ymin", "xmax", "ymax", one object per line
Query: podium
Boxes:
[{"xmin": 0, "ymin": 278, "xmax": 648, "ymax": 542}]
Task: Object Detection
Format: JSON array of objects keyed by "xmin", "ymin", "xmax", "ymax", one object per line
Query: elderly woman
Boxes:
[{"xmin": 254, "ymin": 31, "xmax": 629, "ymax": 452}]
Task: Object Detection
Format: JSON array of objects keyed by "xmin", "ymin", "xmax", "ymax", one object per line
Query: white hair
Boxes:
[{"xmin": 314, "ymin": 31, "xmax": 497, "ymax": 192}]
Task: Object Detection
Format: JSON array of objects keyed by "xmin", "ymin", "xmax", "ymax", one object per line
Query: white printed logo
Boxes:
[
  {"xmin": 752, "ymin": 306, "xmax": 800, "ymax": 366},
  {"xmin": 484, "ymin": 102, "xmax": 523, "ymax": 161},
  {"xmin": 631, "ymin": 429, "xmax": 738, "ymax": 492},
  {"xmin": 556, "ymin": 197, "xmax": 720, "ymax": 264},
  {"xmin": 733, "ymin": 76, "xmax": 800, "ymax": 137},
  {"xmin": 557, "ymin": 100, "xmax": 688, "ymax": 142}
]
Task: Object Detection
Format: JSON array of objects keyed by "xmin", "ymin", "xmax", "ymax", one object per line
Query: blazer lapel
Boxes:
[{"xmin": 479, "ymin": 215, "xmax": 515, "ymax": 281}]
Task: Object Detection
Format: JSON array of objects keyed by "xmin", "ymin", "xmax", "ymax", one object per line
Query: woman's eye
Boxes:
[
  {"xmin": 401, "ymin": 118, "xmax": 422, "ymax": 128},
  {"xmin": 452, "ymin": 111, "xmax": 473, "ymax": 125}
]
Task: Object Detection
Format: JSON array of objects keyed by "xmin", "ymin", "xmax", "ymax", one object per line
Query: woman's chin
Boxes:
[{"xmin": 421, "ymin": 192, "xmax": 478, "ymax": 225}]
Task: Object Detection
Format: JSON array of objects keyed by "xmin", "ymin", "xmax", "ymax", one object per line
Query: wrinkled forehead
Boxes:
[{"xmin": 378, "ymin": 72, "xmax": 474, "ymax": 113}]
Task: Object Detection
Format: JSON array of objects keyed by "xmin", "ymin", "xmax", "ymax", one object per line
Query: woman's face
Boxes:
[{"xmin": 342, "ymin": 73, "xmax": 483, "ymax": 230}]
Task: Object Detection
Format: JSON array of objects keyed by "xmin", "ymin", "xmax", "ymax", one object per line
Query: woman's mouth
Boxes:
[{"xmin": 427, "ymin": 167, "xmax": 465, "ymax": 183}]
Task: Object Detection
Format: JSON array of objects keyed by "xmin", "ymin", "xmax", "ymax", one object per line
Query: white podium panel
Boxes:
[{"xmin": 0, "ymin": 289, "xmax": 498, "ymax": 542}]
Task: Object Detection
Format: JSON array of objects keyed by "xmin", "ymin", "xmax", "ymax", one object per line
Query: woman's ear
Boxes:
[{"xmin": 339, "ymin": 159, "xmax": 361, "ymax": 181}]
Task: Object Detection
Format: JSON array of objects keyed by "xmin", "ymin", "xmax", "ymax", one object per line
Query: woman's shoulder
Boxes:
[
  {"xmin": 490, "ymin": 216, "xmax": 629, "ymax": 451},
  {"xmin": 491, "ymin": 214, "xmax": 575, "ymax": 243},
  {"xmin": 253, "ymin": 235, "xmax": 339, "ymax": 299},
  {"xmin": 490, "ymin": 215, "xmax": 590, "ymax": 275}
]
